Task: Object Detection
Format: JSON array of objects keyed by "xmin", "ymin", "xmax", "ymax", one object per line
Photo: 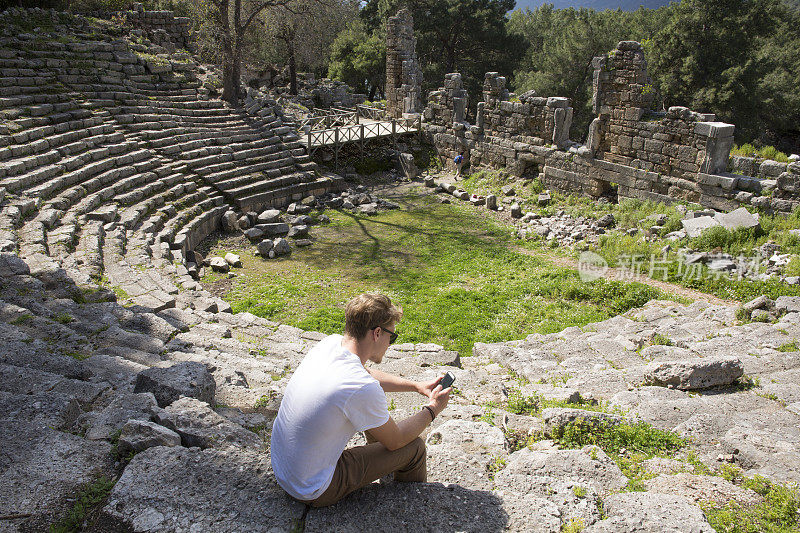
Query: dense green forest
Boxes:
[{"xmin": 3, "ymin": 0, "xmax": 799, "ymax": 151}]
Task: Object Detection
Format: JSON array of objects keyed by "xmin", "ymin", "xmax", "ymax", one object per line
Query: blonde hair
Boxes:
[{"xmin": 344, "ymin": 293, "xmax": 403, "ymax": 339}]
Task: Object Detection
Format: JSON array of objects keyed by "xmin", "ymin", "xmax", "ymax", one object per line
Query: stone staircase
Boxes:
[
  {"xmin": 0, "ymin": 11, "xmax": 334, "ymax": 310},
  {"xmin": 5, "ymin": 244, "xmax": 799, "ymax": 531}
]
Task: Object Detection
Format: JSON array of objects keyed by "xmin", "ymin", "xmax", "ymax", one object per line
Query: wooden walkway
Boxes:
[{"xmin": 303, "ymin": 106, "xmax": 422, "ymax": 167}]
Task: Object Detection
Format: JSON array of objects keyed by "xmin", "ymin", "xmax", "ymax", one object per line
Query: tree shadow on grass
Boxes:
[{"xmin": 301, "ymin": 202, "xmax": 527, "ymax": 281}]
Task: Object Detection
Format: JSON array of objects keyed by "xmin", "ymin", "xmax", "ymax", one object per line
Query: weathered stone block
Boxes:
[
  {"xmin": 133, "ymin": 361, "xmax": 216, "ymax": 408},
  {"xmin": 644, "ymin": 358, "xmax": 743, "ymax": 390}
]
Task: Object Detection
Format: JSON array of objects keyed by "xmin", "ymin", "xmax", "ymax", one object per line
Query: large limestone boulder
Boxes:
[
  {"xmin": 117, "ymin": 419, "xmax": 181, "ymax": 457},
  {"xmin": 584, "ymin": 492, "xmax": 714, "ymax": 532},
  {"xmin": 257, "ymin": 209, "xmax": 282, "ymax": 223},
  {"xmin": 99, "ymin": 446, "xmax": 302, "ymax": 532},
  {"xmin": 494, "ymin": 445, "xmax": 628, "ymax": 496},
  {"xmin": 644, "ymin": 358, "xmax": 743, "ymax": 390},
  {"xmin": 425, "ymin": 419, "xmax": 506, "ymax": 490},
  {"xmin": 82, "ymin": 391, "xmax": 159, "ymax": 441},
  {"xmin": 0, "ymin": 421, "xmax": 113, "ymax": 530},
  {"xmin": 645, "ymin": 473, "xmax": 762, "ymax": 506},
  {"xmin": 493, "ymin": 471, "xmax": 602, "ymax": 527},
  {"xmin": 156, "ymin": 397, "xmax": 263, "ymax": 450},
  {"xmin": 133, "ymin": 361, "xmax": 216, "ymax": 408}
]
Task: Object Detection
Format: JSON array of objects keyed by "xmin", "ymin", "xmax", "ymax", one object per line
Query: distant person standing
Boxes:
[{"xmin": 454, "ymin": 153, "xmax": 465, "ymax": 179}]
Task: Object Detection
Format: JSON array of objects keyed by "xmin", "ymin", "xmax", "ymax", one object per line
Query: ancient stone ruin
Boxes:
[
  {"xmin": 122, "ymin": 3, "xmax": 193, "ymax": 52},
  {"xmin": 385, "ymin": 8, "xmax": 422, "ymax": 119},
  {"xmin": 424, "ymin": 41, "xmax": 800, "ymax": 213},
  {"xmin": 1, "ymin": 6, "xmax": 799, "ymax": 533}
]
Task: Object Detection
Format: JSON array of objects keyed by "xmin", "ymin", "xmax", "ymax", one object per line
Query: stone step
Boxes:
[
  {"xmin": 236, "ymin": 174, "xmax": 331, "ymax": 212},
  {"xmin": 114, "ymin": 111, "xmax": 246, "ymax": 127},
  {"xmin": 0, "ymin": 74, "xmax": 56, "ymax": 88},
  {"xmin": 3, "ymin": 111, "xmax": 98, "ymax": 145},
  {"xmin": 25, "ymin": 144, "xmax": 148, "ymax": 200},
  {"xmin": 0, "ymin": 123, "xmax": 113, "ymax": 168},
  {"xmin": 72, "ymin": 219, "xmax": 104, "ymax": 280},
  {"xmin": 0, "ymin": 92, "xmax": 76, "ymax": 110},
  {"xmin": 147, "ymin": 130, "xmax": 263, "ymax": 149},
  {"xmin": 64, "ymin": 163, "xmax": 161, "ymax": 217},
  {"xmin": 45, "ymin": 218, "xmax": 77, "ymax": 258},
  {"xmin": 156, "ymin": 195, "xmax": 224, "ymax": 245},
  {"xmin": 119, "ymin": 175, "xmax": 189, "ymax": 229},
  {"xmin": 0, "ymin": 84, "xmax": 44, "ymax": 97},
  {"xmin": 120, "ymin": 104, "xmax": 231, "ymax": 118},
  {"xmin": 199, "ymin": 149, "xmax": 289, "ymax": 182},
  {"xmin": 212, "ymin": 159, "xmax": 298, "ymax": 190},
  {"xmin": 223, "ymin": 172, "xmax": 306, "ymax": 198},
  {"xmin": 172, "ymin": 204, "xmax": 229, "ymax": 256}
]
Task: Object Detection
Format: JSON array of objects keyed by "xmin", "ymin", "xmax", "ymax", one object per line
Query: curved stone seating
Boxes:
[{"xmin": 0, "ymin": 9, "xmax": 334, "ymax": 303}]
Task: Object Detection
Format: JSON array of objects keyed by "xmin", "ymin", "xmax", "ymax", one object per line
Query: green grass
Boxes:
[
  {"xmin": 49, "ymin": 476, "xmax": 116, "ymax": 533},
  {"xmin": 53, "ymin": 312, "xmax": 73, "ymax": 324},
  {"xmin": 487, "ymin": 455, "xmax": 507, "ymax": 479},
  {"xmin": 10, "ymin": 313, "xmax": 33, "ymax": 325},
  {"xmin": 561, "ymin": 519, "xmax": 586, "ymax": 533},
  {"xmin": 459, "ymin": 177, "xmax": 800, "ymax": 304},
  {"xmin": 203, "ymin": 191, "xmax": 670, "ymax": 358},
  {"xmin": 731, "ymin": 143, "xmax": 790, "ymax": 163},
  {"xmin": 650, "ymin": 333, "xmax": 674, "ymax": 346},
  {"xmin": 506, "ymin": 388, "xmax": 607, "ymax": 417},
  {"xmin": 551, "ymin": 419, "xmax": 686, "ymax": 458},
  {"xmin": 777, "ymin": 341, "xmax": 799, "ymax": 352},
  {"xmin": 701, "ymin": 465, "xmax": 799, "ymax": 533},
  {"xmin": 64, "ymin": 351, "xmax": 91, "ymax": 361},
  {"xmin": 593, "ymin": 228, "xmax": 800, "ymax": 302}
]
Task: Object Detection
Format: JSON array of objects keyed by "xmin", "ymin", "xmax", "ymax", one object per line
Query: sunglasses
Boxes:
[{"xmin": 374, "ymin": 326, "xmax": 398, "ymax": 344}]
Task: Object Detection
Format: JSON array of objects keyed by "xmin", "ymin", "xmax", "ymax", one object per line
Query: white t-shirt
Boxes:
[{"xmin": 271, "ymin": 334, "xmax": 390, "ymax": 500}]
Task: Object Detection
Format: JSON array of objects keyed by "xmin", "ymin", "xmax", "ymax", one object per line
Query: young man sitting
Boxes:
[{"xmin": 271, "ymin": 293, "xmax": 451, "ymax": 507}]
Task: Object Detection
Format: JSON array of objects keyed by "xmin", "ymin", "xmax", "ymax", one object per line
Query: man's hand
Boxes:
[
  {"xmin": 427, "ymin": 383, "xmax": 451, "ymax": 418},
  {"xmin": 417, "ymin": 376, "xmax": 443, "ymax": 398}
]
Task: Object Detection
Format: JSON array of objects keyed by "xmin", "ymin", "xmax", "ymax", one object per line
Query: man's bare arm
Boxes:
[
  {"xmin": 368, "ymin": 367, "xmax": 423, "ymax": 394},
  {"xmin": 367, "ymin": 384, "xmax": 451, "ymax": 451}
]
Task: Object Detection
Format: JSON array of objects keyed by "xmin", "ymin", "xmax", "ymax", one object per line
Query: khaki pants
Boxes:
[{"xmin": 308, "ymin": 435, "xmax": 427, "ymax": 508}]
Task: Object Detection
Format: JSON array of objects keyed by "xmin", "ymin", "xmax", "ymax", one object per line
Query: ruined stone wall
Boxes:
[
  {"xmin": 123, "ymin": 3, "xmax": 192, "ymax": 51},
  {"xmin": 385, "ymin": 9, "xmax": 422, "ymax": 119},
  {"xmin": 480, "ymin": 73, "xmax": 572, "ymax": 146},
  {"xmin": 423, "ymin": 40, "xmax": 800, "ymax": 213},
  {"xmin": 424, "ymin": 72, "xmax": 575, "ymax": 176}
]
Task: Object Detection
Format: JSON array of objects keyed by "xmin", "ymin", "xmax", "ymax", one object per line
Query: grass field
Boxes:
[
  {"xmin": 201, "ymin": 187, "xmax": 667, "ymax": 357},
  {"xmin": 463, "ymin": 170, "xmax": 800, "ymax": 302}
]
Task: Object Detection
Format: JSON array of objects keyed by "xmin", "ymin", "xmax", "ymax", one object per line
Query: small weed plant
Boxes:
[
  {"xmin": 551, "ymin": 419, "xmax": 686, "ymax": 458},
  {"xmin": 487, "ymin": 455, "xmax": 507, "ymax": 479},
  {"xmin": 731, "ymin": 143, "xmax": 789, "ymax": 163},
  {"xmin": 506, "ymin": 389, "xmax": 605, "ymax": 417},
  {"xmin": 702, "ymin": 465, "xmax": 799, "ymax": 533},
  {"xmin": 777, "ymin": 341, "xmax": 799, "ymax": 352},
  {"xmin": 49, "ymin": 476, "xmax": 116, "ymax": 533},
  {"xmin": 11, "ymin": 313, "xmax": 32, "ymax": 325}
]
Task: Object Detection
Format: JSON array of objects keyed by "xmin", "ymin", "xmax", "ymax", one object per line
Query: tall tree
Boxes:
[
  {"xmin": 260, "ymin": 0, "xmax": 358, "ymax": 94},
  {"xmin": 647, "ymin": 0, "xmax": 781, "ymax": 142},
  {"xmin": 508, "ymin": 4, "xmax": 669, "ymax": 139},
  {"xmin": 328, "ymin": 20, "xmax": 386, "ymax": 100},
  {"xmin": 364, "ymin": 0, "xmax": 525, "ymax": 106}
]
